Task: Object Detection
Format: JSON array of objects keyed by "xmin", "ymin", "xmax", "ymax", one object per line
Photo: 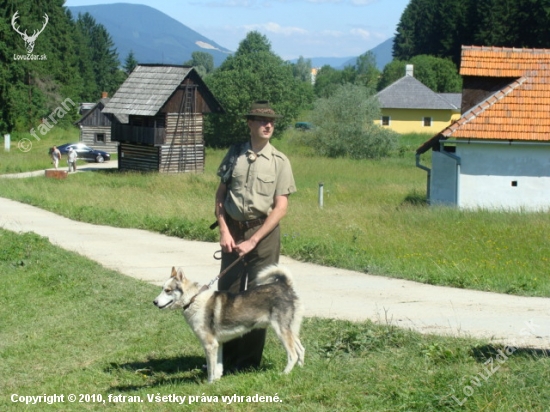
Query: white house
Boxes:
[{"xmin": 416, "ymin": 46, "xmax": 550, "ymax": 211}]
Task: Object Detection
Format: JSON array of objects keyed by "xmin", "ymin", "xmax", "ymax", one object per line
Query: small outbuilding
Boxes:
[
  {"xmin": 416, "ymin": 46, "xmax": 550, "ymax": 211},
  {"xmin": 102, "ymin": 64, "xmax": 224, "ymax": 173},
  {"xmin": 75, "ymin": 94, "xmax": 127, "ymax": 153}
]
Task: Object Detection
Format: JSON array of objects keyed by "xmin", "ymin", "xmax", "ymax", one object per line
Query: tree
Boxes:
[
  {"xmin": 313, "ymin": 64, "xmax": 358, "ymax": 98},
  {"xmin": 393, "ymin": 0, "xmax": 438, "ymax": 61},
  {"xmin": 393, "ymin": 0, "xmax": 550, "ymax": 67},
  {"xmin": 204, "ymin": 31, "xmax": 313, "ymax": 147},
  {"xmin": 354, "ymin": 51, "xmax": 380, "ymax": 89},
  {"xmin": 377, "ymin": 55, "xmax": 461, "ymax": 93},
  {"xmin": 0, "ymin": 1, "xmax": 89, "ymax": 131},
  {"xmin": 308, "ymin": 84, "xmax": 397, "ymax": 159},
  {"xmin": 183, "ymin": 51, "xmax": 214, "ymax": 78},
  {"xmin": 292, "ymin": 56, "xmax": 312, "ymax": 82},
  {"xmin": 75, "ymin": 12, "xmax": 121, "ymax": 95},
  {"xmin": 124, "ymin": 50, "xmax": 138, "ymax": 75}
]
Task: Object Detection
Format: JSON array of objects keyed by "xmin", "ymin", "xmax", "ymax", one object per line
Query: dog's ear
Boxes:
[
  {"xmin": 176, "ymin": 267, "xmax": 186, "ymax": 281},
  {"xmin": 171, "ymin": 266, "xmax": 178, "ymax": 278}
]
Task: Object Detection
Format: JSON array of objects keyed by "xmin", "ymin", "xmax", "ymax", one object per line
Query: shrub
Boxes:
[{"xmin": 309, "ymin": 83, "xmax": 398, "ymax": 159}]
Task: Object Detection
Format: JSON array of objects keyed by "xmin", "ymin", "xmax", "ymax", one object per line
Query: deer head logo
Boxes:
[{"xmin": 11, "ymin": 11, "xmax": 49, "ymax": 54}]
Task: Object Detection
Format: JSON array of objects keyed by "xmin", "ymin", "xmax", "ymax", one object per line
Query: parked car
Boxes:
[
  {"xmin": 295, "ymin": 122, "xmax": 314, "ymax": 131},
  {"xmin": 55, "ymin": 143, "xmax": 111, "ymax": 163}
]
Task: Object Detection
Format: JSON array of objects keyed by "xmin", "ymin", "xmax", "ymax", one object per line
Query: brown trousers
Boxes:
[{"xmin": 218, "ymin": 221, "xmax": 281, "ymax": 370}]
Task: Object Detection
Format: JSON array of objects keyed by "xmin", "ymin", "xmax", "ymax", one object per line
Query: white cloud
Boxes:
[
  {"xmin": 319, "ymin": 29, "xmax": 345, "ymax": 38},
  {"xmin": 349, "ymin": 0, "xmax": 378, "ymax": 5},
  {"xmin": 350, "ymin": 28, "xmax": 371, "ymax": 40},
  {"xmin": 244, "ymin": 22, "xmax": 308, "ymax": 36}
]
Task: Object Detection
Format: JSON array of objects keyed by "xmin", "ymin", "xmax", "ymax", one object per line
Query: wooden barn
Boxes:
[
  {"xmin": 75, "ymin": 94, "xmax": 127, "ymax": 153},
  {"xmin": 102, "ymin": 64, "xmax": 224, "ymax": 173}
]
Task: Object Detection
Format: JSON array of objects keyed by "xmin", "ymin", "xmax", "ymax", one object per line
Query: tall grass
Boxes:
[
  {"xmin": 0, "ymin": 130, "xmax": 549, "ymax": 297},
  {"xmin": 1, "ymin": 230, "xmax": 548, "ymax": 411}
]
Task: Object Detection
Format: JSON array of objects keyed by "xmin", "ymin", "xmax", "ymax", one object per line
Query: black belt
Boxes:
[
  {"xmin": 233, "ymin": 217, "xmax": 266, "ymax": 231},
  {"xmin": 209, "ymin": 216, "xmax": 266, "ymax": 231}
]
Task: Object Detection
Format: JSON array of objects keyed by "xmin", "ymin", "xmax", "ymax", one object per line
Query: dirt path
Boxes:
[{"xmin": 0, "ymin": 167, "xmax": 548, "ymax": 348}]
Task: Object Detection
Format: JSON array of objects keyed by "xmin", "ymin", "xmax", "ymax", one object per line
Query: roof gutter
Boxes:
[
  {"xmin": 444, "ymin": 139, "xmax": 550, "ymax": 147},
  {"xmin": 415, "ymin": 153, "xmax": 431, "ymax": 202}
]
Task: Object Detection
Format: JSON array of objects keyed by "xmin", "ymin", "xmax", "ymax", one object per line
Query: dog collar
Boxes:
[{"xmin": 183, "ymin": 285, "xmax": 209, "ymax": 311}]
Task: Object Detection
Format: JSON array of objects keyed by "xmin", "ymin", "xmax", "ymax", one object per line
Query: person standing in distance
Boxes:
[
  {"xmin": 50, "ymin": 145, "xmax": 61, "ymax": 169},
  {"xmin": 214, "ymin": 100, "xmax": 297, "ymax": 372},
  {"xmin": 67, "ymin": 147, "xmax": 78, "ymax": 173}
]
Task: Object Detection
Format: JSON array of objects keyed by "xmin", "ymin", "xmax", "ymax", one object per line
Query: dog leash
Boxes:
[{"xmin": 183, "ymin": 253, "xmax": 246, "ymax": 311}]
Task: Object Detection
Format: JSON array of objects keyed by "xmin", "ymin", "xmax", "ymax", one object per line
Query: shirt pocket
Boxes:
[
  {"xmin": 256, "ymin": 173, "xmax": 276, "ymax": 196},
  {"xmin": 231, "ymin": 170, "xmax": 245, "ymax": 191}
]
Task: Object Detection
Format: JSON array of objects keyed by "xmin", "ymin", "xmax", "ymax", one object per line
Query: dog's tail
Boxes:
[{"xmin": 254, "ymin": 264, "xmax": 295, "ymax": 288}]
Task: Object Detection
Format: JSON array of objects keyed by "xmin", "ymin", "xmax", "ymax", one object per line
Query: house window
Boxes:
[
  {"xmin": 381, "ymin": 116, "xmax": 390, "ymax": 126},
  {"xmin": 423, "ymin": 117, "xmax": 432, "ymax": 127},
  {"xmin": 95, "ymin": 133, "xmax": 105, "ymax": 144}
]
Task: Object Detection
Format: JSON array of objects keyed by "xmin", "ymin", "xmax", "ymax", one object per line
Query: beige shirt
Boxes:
[{"xmin": 219, "ymin": 142, "xmax": 296, "ymax": 221}]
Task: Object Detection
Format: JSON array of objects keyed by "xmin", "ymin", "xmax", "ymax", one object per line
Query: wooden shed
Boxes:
[
  {"xmin": 102, "ymin": 64, "xmax": 224, "ymax": 173},
  {"xmin": 75, "ymin": 96, "xmax": 127, "ymax": 153}
]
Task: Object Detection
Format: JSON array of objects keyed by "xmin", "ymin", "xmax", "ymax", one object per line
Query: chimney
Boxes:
[
  {"xmin": 406, "ymin": 64, "xmax": 414, "ymax": 77},
  {"xmin": 101, "ymin": 91, "xmax": 108, "ymax": 99}
]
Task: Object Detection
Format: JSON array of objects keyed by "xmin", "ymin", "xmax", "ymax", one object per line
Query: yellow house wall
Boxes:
[{"xmin": 379, "ymin": 108, "xmax": 460, "ymax": 134}]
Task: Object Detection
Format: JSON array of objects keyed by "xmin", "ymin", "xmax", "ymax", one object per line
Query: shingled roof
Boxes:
[
  {"xmin": 103, "ymin": 65, "xmax": 218, "ymax": 117},
  {"xmin": 376, "ymin": 75, "xmax": 460, "ymax": 110},
  {"xmin": 75, "ymin": 98, "xmax": 128, "ymax": 125},
  {"xmin": 417, "ymin": 46, "xmax": 550, "ymax": 154}
]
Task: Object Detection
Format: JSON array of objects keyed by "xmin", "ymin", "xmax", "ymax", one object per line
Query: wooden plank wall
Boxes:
[
  {"xmin": 80, "ymin": 126, "xmax": 118, "ymax": 153},
  {"xmin": 118, "ymin": 143, "xmax": 159, "ymax": 172},
  {"xmin": 79, "ymin": 105, "xmax": 111, "ymax": 127},
  {"xmin": 165, "ymin": 114, "xmax": 203, "ymax": 145},
  {"xmin": 159, "ymin": 144, "xmax": 204, "ymax": 173},
  {"xmin": 161, "ymin": 113, "xmax": 204, "ymax": 173}
]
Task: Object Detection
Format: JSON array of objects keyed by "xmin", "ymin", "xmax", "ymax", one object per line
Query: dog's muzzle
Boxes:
[{"xmin": 153, "ymin": 298, "xmax": 173, "ymax": 309}]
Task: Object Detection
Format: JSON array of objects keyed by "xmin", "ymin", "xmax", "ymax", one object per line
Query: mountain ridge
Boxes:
[
  {"xmin": 68, "ymin": 3, "xmax": 393, "ymax": 70},
  {"xmin": 68, "ymin": 3, "xmax": 232, "ymax": 67}
]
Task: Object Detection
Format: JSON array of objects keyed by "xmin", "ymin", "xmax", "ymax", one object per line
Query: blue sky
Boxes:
[{"xmin": 64, "ymin": 0, "xmax": 411, "ymax": 60}]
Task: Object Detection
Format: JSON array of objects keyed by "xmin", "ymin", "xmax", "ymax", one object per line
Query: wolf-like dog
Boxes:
[{"xmin": 153, "ymin": 265, "xmax": 305, "ymax": 382}]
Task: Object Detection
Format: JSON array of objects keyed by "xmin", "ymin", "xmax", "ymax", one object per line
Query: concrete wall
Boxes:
[
  {"xmin": 458, "ymin": 144, "xmax": 550, "ymax": 211},
  {"xmin": 429, "ymin": 143, "xmax": 550, "ymax": 211},
  {"xmin": 379, "ymin": 108, "xmax": 460, "ymax": 134}
]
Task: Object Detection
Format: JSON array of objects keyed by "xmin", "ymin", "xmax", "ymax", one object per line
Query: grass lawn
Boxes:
[
  {"xmin": 1, "ymin": 229, "xmax": 549, "ymax": 411},
  {"xmin": 0, "ymin": 129, "xmax": 549, "ymax": 297}
]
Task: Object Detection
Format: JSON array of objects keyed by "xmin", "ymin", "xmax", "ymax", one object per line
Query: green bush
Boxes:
[{"xmin": 309, "ymin": 83, "xmax": 398, "ymax": 159}]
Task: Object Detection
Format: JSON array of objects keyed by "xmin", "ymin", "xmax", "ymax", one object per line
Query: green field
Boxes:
[
  {"xmin": 1, "ymin": 129, "xmax": 549, "ymax": 297},
  {"xmin": 1, "ymin": 229, "xmax": 548, "ymax": 411}
]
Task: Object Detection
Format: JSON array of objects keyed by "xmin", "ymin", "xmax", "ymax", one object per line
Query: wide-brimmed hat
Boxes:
[{"xmin": 244, "ymin": 100, "xmax": 282, "ymax": 119}]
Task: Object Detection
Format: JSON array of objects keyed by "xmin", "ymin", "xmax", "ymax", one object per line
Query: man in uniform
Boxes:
[{"xmin": 214, "ymin": 100, "xmax": 297, "ymax": 371}]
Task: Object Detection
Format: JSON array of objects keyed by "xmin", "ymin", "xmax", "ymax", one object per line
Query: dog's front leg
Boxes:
[
  {"xmin": 214, "ymin": 344, "xmax": 223, "ymax": 381},
  {"xmin": 205, "ymin": 340, "xmax": 220, "ymax": 383}
]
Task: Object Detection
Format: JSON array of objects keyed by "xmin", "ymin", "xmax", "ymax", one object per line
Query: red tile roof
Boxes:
[{"xmin": 417, "ymin": 46, "xmax": 550, "ymax": 152}]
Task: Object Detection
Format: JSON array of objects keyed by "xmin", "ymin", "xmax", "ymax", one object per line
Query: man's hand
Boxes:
[
  {"xmin": 219, "ymin": 229, "xmax": 236, "ymax": 253},
  {"xmin": 234, "ymin": 238, "xmax": 258, "ymax": 256}
]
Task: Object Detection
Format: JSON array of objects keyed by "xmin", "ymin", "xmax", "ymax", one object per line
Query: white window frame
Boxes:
[
  {"xmin": 381, "ymin": 115, "xmax": 391, "ymax": 126},
  {"xmin": 422, "ymin": 117, "xmax": 432, "ymax": 127}
]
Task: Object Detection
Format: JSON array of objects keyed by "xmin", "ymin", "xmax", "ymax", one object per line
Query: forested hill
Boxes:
[
  {"xmin": 68, "ymin": 3, "xmax": 232, "ymax": 67},
  {"xmin": 1, "ymin": 1, "xmax": 126, "ymax": 133},
  {"xmin": 393, "ymin": 0, "xmax": 550, "ymax": 65}
]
